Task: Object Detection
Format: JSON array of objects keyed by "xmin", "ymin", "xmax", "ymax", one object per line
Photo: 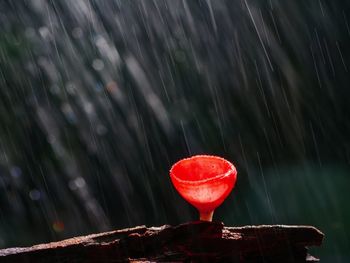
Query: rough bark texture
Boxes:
[{"xmin": 0, "ymin": 222, "xmax": 323, "ymax": 262}]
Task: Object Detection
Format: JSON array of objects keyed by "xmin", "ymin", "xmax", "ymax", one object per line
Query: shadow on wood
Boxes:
[{"xmin": 0, "ymin": 221, "xmax": 323, "ymax": 262}]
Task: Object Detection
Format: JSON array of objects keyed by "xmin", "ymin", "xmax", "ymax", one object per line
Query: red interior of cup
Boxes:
[{"xmin": 170, "ymin": 155, "xmax": 237, "ymax": 213}]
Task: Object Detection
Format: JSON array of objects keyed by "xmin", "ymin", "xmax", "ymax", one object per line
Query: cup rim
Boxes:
[{"xmin": 170, "ymin": 155, "xmax": 237, "ymax": 185}]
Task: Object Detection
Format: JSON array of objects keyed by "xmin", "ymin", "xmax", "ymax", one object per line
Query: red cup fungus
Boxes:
[{"xmin": 170, "ymin": 155, "xmax": 237, "ymax": 221}]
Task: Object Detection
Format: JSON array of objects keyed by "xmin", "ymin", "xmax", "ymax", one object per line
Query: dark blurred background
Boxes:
[{"xmin": 0, "ymin": 0, "xmax": 349, "ymax": 261}]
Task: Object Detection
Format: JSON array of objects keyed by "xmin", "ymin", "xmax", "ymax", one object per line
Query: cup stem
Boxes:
[{"xmin": 200, "ymin": 210, "xmax": 214, "ymax": 222}]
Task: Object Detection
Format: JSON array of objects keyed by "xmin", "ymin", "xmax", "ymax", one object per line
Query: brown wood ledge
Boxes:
[{"xmin": 0, "ymin": 222, "xmax": 324, "ymax": 262}]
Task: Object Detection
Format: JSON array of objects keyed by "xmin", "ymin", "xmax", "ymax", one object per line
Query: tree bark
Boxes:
[{"xmin": 0, "ymin": 221, "xmax": 324, "ymax": 262}]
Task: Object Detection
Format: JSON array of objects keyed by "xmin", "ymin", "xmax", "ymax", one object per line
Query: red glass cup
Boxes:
[{"xmin": 170, "ymin": 155, "xmax": 237, "ymax": 221}]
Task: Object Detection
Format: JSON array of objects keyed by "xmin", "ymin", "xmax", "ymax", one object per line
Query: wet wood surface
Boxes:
[{"xmin": 0, "ymin": 221, "xmax": 324, "ymax": 262}]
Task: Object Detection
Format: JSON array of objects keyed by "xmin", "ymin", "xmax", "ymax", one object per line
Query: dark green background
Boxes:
[{"xmin": 0, "ymin": 0, "xmax": 349, "ymax": 261}]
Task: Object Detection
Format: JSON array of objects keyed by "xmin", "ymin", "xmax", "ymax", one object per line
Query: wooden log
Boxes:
[{"xmin": 0, "ymin": 222, "xmax": 323, "ymax": 262}]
